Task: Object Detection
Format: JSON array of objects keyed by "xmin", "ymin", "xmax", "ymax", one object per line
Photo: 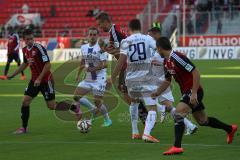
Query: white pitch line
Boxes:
[
  {"xmin": 201, "ymin": 75, "xmax": 240, "ymax": 78},
  {"xmin": 0, "ymin": 141, "xmax": 239, "ymax": 148}
]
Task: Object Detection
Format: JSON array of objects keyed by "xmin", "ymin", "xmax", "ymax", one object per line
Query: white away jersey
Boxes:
[
  {"xmin": 120, "ymin": 33, "xmax": 156, "ymax": 81},
  {"xmin": 81, "ymin": 42, "xmax": 108, "ymax": 81}
]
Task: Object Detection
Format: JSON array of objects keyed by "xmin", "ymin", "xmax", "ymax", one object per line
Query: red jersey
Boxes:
[
  {"xmin": 164, "ymin": 51, "xmax": 202, "ymax": 94},
  {"xmin": 7, "ymin": 33, "xmax": 20, "ymax": 54},
  {"xmin": 23, "ymin": 43, "xmax": 52, "ymax": 83},
  {"xmin": 109, "ymin": 24, "xmax": 127, "ymax": 70}
]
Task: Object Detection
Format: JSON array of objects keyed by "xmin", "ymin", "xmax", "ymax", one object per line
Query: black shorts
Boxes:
[
  {"xmin": 24, "ymin": 80, "xmax": 55, "ymax": 101},
  {"xmin": 180, "ymin": 89, "xmax": 205, "ymax": 113},
  {"xmin": 7, "ymin": 53, "xmax": 20, "ymax": 63}
]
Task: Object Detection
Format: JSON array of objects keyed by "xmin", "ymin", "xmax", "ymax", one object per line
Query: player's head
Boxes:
[
  {"xmin": 23, "ymin": 28, "xmax": 34, "ymax": 47},
  {"xmin": 148, "ymin": 27, "xmax": 161, "ymax": 40},
  {"xmin": 128, "ymin": 19, "xmax": 141, "ymax": 34},
  {"xmin": 156, "ymin": 37, "xmax": 172, "ymax": 57},
  {"xmin": 88, "ymin": 27, "xmax": 99, "ymax": 44},
  {"xmin": 96, "ymin": 12, "xmax": 111, "ymax": 32}
]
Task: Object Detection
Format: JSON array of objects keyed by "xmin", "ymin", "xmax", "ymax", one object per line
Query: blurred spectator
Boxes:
[
  {"xmin": 187, "ymin": 19, "xmax": 194, "ymax": 34},
  {"xmin": 217, "ymin": 18, "xmax": 222, "ymax": 33},
  {"xmin": 86, "ymin": 6, "xmax": 102, "ymax": 17},
  {"xmin": 22, "ymin": 4, "xmax": 29, "ymax": 14},
  {"xmin": 50, "ymin": 5, "xmax": 56, "ymax": 17},
  {"xmin": 0, "ymin": 25, "xmax": 4, "ymax": 38}
]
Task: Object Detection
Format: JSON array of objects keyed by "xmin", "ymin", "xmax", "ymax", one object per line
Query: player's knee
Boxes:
[
  {"xmin": 94, "ymin": 101, "xmax": 102, "ymax": 108},
  {"xmin": 73, "ymin": 95, "xmax": 81, "ymax": 102},
  {"xmin": 22, "ymin": 99, "xmax": 31, "ymax": 106},
  {"xmin": 173, "ymin": 112, "xmax": 184, "ymax": 124},
  {"xmin": 47, "ymin": 104, "xmax": 55, "ymax": 110},
  {"xmin": 197, "ymin": 119, "xmax": 208, "ymax": 126}
]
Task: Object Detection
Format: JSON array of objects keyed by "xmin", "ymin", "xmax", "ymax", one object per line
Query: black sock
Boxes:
[
  {"xmin": 174, "ymin": 121, "xmax": 185, "ymax": 148},
  {"xmin": 4, "ymin": 63, "xmax": 10, "ymax": 76},
  {"xmin": 207, "ymin": 117, "xmax": 232, "ymax": 133},
  {"xmin": 21, "ymin": 106, "xmax": 30, "ymax": 129},
  {"xmin": 138, "ymin": 102, "xmax": 148, "ymax": 124}
]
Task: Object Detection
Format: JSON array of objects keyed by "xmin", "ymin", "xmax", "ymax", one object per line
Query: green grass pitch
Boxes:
[{"xmin": 0, "ymin": 60, "xmax": 240, "ymax": 160}]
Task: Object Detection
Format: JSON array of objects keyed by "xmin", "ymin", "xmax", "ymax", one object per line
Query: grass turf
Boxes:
[{"xmin": 0, "ymin": 60, "xmax": 240, "ymax": 160}]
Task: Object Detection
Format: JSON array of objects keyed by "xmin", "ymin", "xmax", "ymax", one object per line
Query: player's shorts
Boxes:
[
  {"xmin": 78, "ymin": 79, "xmax": 106, "ymax": 96},
  {"xmin": 158, "ymin": 87, "xmax": 174, "ymax": 103},
  {"xmin": 142, "ymin": 97, "xmax": 157, "ymax": 106},
  {"xmin": 24, "ymin": 80, "xmax": 55, "ymax": 101},
  {"xmin": 180, "ymin": 89, "xmax": 205, "ymax": 113},
  {"xmin": 7, "ymin": 53, "xmax": 20, "ymax": 63}
]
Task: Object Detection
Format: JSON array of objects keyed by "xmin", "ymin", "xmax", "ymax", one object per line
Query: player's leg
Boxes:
[
  {"xmin": 193, "ymin": 109, "xmax": 237, "ymax": 144},
  {"xmin": 2, "ymin": 55, "xmax": 13, "ymax": 79},
  {"xmin": 14, "ymin": 81, "xmax": 39, "ymax": 134},
  {"xmin": 94, "ymin": 94, "xmax": 112, "ymax": 127},
  {"xmin": 142, "ymin": 97, "xmax": 159, "ymax": 143},
  {"xmin": 72, "ymin": 85, "xmax": 91, "ymax": 120},
  {"xmin": 129, "ymin": 101, "xmax": 140, "ymax": 139},
  {"xmin": 163, "ymin": 102, "xmax": 190, "ymax": 155},
  {"xmin": 93, "ymin": 81, "xmax": 112, "ymax": 127}
]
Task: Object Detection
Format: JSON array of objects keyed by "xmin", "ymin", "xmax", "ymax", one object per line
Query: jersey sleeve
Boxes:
[
  {"xmin": 172, "ymin": 53, "xmax": 195, "ymax": 73},
  {"xmin": 36, "ymin": 44, "xmax": 50, "ymax": 63},
  {"xmin": 23, "ymin": 51, "xmax": 27, "ymax": 63},
  {"xmin": 120, "ymin": 39, "xmax": 129, "ymax": 55}
]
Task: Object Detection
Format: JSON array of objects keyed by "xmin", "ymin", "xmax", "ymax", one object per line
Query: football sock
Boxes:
[
  {"xmin": 157, "ymin": 103, "xmax": 166, "ymax": 113},
  {"xmin": 129, "ymin": 103, "xmax": 139, "ymax": 134},
  {"xmin": 21, "ymin": 106, "xmax": 30, "ymax": 129},
  {"xmin": 79, "ymin": 97, "xmax": 96, "ymax": 114},
  {"xmin": 4, "ymin": 63, "xmax": 10, "ymax": 76},
  {"xmin": 138, "ymin": 102, "xmax": 148, "ymax": 124},
  {"xmin": 206, "ymin": 117, "xmax": 232, "ymax": 133},
  {"xmin": 100, "ymin": 104, "xmax": 110, "ymax": 120},
  {"xmin": 174, "ymin": 113, "xmax": 185, "ymax": 148},
  {"xmin": 143, "ymin": 110, "xmax": 157, "ymax": 135}
]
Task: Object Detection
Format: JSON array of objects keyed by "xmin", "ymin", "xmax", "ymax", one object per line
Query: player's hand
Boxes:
[
  {"xmin": 151, "ymin": 60, "xmax": 161, "ymax": 66},
  {"xmin": 190, "ymin": 92, "xmax": 199, "ymax": 106},
  {"xmin": 106, "ymin": 78, "xmax": 112, "ymax": 90},
  {"xmin": 34, "ymin": 78, "xmax": 41, "ymax": 87},
  {"xmin": 151, "ymin": 91, "xmax": 160, "ymax": 99}
]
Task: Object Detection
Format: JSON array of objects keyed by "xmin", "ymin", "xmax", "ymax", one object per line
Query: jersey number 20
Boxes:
[{"xmin": 129, "ymin": 42, "xmax": 146, "ymax": 62}]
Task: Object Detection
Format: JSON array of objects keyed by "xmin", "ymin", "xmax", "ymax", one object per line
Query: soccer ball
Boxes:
[{"xmin": 77, "ymin": 120, "xmax": 91, "ymax": 133}]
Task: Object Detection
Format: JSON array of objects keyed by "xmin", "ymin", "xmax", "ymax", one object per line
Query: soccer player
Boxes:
[
  {"xmin": 73, "ymin": 27, "xmax": 112, "ymax": 127},
  {"xmin": 7, "ymin": 29, "xmax": 80, "ymax": 134},
  {"xmin": 148, "ymin": 27, "xmax": 198, "ymax": 135},
  {"xmin": 96, "ymin": 12, "xmax": 148, "ymax": 132},
  {"xmin": 110, "ymin": 19, "xmax": 160, "ymax": 142},
  {"xmin": 151, "ymin": 37, "xmax": 238, "ymax": 155},
  {"xmin": 0, "ymin": 32, "xmax": 25, "ymax": 80}
]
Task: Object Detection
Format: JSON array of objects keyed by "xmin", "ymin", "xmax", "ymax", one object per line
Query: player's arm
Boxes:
[
  {"xmin": 7, "ymin": 62, "xmax": 28, "ymax": 79},
  {"xmin": 111, "ymin": 53, "xmax": 127, "ymax": 83},
  {"xmin": 151, "ymin": 74, "xmax": 172, "ymax": 98},
  {"xmin": 75, "ymin": 59, "xmax": 85, "ymax": 82},
  {"xmin": 191, "ymin": 68, "xmax": 200, "ymax": 105},
  {"xmin": 36, "ymin": 62, "xmax": 51, "ymax": 82},
  {"xmin": 34, "ymin": 45, "xmax": 51, "ymax": 86}
]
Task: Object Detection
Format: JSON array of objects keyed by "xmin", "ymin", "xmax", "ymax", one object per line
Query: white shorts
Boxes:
[
  {"xmin": 158, "ymin": 86, "xmax": 174, "ymax": 103},
  {"xmin": 77, "ymin": 80, "xmax": 106, "ymax": 96},
  {"xmin": 142, "ymin": 97, "xmax": 157, "ymax": 106}
]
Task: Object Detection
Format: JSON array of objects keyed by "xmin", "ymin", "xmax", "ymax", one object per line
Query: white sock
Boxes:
[
  {"xmin": 79, "ymin": 97, "xmax": 95, "ymax": 110},
  {"xmin": 170, "ymin": 107, "xmax": 176, "ymax": 117},
  {"xmin": 143, "ymin": 110, "xmax": 157, "ymax": 135},
  {"xmin": 129, "ymin": 103, "xmax": 139, "ymax": 134},
  {"xmin": 184, "ymin": 117, "xmax": 195, "ymax": 129},
  {"xmin": 100, "ymin": 104, "xmax": 110, "ymax": 120},
  {"xmin": 156, "ymin": 103, "xmax": 166, "ymax": 113}
]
